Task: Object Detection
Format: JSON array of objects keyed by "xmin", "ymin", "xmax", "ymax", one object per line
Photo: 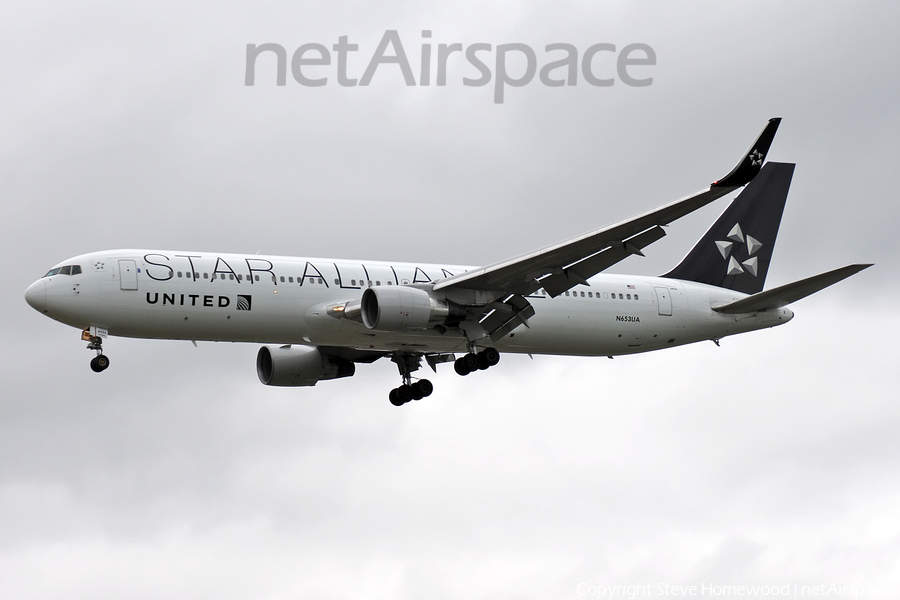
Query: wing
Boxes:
[{"xmin": 434, "ymin": 118, "xmax": 782, "ymax": 300}]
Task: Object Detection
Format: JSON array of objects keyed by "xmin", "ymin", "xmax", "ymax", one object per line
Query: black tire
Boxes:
[
  {"xmin": 478, "ymin": 353, "xmax": 490, "ymax": 370},
  {"xmin": 389, "ymin": 388, "xmax": 405, "ymax": 406},
  {"xmin": 463, "ymin": 352, "xmax": 480, "ymax": 372},
  {"xmin": 482, "ymin": 347, "xmax": 500, "ymax": 367},
  {"xmin": 454, "ymin": 357, "xmax": 471, "ymax": 376},
  {"xmin": 90, "ymin": 355, "xmax": 109, "ymax": 373},
  {"xmin": 417, "ymin": 379, "xmax": 434, "ymax": 397},
  {"xmin": 410, "ymin": 383, "xmax": 425, "ymax": 401},
  {"xmin": 397, "ymin": 385, "xmax": 413, "ymax": 403}
]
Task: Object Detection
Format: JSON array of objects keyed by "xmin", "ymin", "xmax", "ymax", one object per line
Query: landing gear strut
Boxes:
[
  {"xmin": 86, "ymin": 333, "xmax": 109, "ymax": 373},
  {"xmin": 454, "ymin": 347, "xmax": 500, "ymax": 376},
  {"xmin": 389, "ymin": 352, "xmax": 433, "ymax": 406}
]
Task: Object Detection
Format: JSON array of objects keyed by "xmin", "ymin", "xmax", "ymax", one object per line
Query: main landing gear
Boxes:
[
  {"xmin": 387, "ymin": 347, "xmax": 501, "ymax": 406},
  {"xmin": 454, "ymin": 347, "xmax": 500, "ymax": 376},
  {"xmin": 389, "ymin": 379, "xmax": 434, "ymax": 406},
  {"xmin": 86, "ymin": 333, "xmax": 109, "ymax": 373},
  {"xmin": 389, "ymin": 352, "xmax": 433, "ymax": 406}
]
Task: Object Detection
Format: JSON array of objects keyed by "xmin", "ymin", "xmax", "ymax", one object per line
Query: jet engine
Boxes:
[
  {"xmin": 256, "ymin": 345, "xmax": 355, "ymax": 387},
  {"xmin": 360, "ymin": 286, "xmax": 464, "ymax": 331}
]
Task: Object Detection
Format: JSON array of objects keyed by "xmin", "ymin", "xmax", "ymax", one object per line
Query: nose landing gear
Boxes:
[{"xmin": 85, "ymin": 331, "xmax": 109, "ymax": 373}]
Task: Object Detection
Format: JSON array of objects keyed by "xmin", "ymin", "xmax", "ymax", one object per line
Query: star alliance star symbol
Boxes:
[
  {"xmin": 93, "ymin": 261, "xmax": 105, "ymax": 270},
  {"xmin": 749, "ymin": 150, "xmax": 764, "ymax": 167},
  {"xmin": 715, "ymin": 223, "xmax": 762, "ymax": 276}
]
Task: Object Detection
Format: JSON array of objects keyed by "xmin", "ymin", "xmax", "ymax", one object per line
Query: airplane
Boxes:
[{"xmin": 24, "ymin": 118, "xmax": 871, "ymax": 406}]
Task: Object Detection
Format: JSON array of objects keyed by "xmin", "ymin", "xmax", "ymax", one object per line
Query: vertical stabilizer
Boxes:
[{"xmin": 662, "ymin": 162, "xmax": 795, "ymax": 294}]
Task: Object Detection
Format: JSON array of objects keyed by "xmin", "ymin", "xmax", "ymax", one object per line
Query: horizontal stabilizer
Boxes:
[{"xmin": 711, "ymin": 264, "xmax": 872, "ymax": 314}]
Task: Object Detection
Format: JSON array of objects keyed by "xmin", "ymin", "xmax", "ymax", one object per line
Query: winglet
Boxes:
[{"xmin": 712, "ymin": 117, "xmax": 782, "ymax": 188}]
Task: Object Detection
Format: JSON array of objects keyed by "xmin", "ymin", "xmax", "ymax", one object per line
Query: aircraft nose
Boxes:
[{"xmin": 25, "ymin": 280, "xmax": 47, "ymax": 313}]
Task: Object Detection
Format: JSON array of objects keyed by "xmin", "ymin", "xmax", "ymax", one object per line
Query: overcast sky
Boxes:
[{"xmin": 2, "ymin": 2, "xmax": 899, "ymax": 599}]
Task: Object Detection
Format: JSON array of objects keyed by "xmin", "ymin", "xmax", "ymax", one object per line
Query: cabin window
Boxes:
[
  {"xmin": 565, "ymin": 291, "xmax": 570, "ymax": 296},
  {"xmin": 318, "ymin": 278, "xmax": 323, "ymax": 284},
  {"xmin": 387, "ymin": 280, "xmax": 393, "ymax": 285},
  {"xmin": 402, "ymin": 279, "xmax": 409, "ymax": 285},
  {"xmin": 376, "ymin": 281, "xmax": 381, "ymax": 286},
  {"xmin": 237, "ymin": 274, "xmax": 243, "ymax": 281},
  {"xmin": 254, "ymin": 275, "xmax": 259, "ymax": 282},
  {"xmin": 72, "ymin": 265, "xmax": 82, "ymax": 275},
  {"xmin": 280, "ymin": 276, "xmax": 285, "ymax": 283},
  {"xmin": 634, "ymin": 294, "xmax": 639, "ymax": 300},
  {"xmin": 588, "ymin": 292, "xmax": 592, "ymax": 298},
  {"xmin": 580, "ymin": 291, "xmax": 585, "ymax": 297},
  {"xmin": 177, "ymin": 271, "xmax": 182, "ymax": 278},
  {"xmin": 626, "ymin": 294, "xmax": 631, "ymax": 300},
  {"xmin": 193, "ymin": 272, "xmax": 199, "ymax": 279}
]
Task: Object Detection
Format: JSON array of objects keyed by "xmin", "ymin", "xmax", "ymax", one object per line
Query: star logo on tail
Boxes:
[
  {"xmin": 749, "ymin": 150, "xmax": 764, "ymax": 167},
  {"xmin": 715, "ymin": 223, "xmax": 762, "ymax": 276}
]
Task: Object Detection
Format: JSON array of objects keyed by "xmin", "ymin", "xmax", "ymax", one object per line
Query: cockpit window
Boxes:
[{"xmin": 43, "ymin": 265, "xmax": 82, "ymax": 278}]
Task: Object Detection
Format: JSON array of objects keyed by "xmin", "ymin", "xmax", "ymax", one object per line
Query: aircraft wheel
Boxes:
[
  {"xmin": 90, "ymin": 355, "xmax": 110, "ymax": 373},
  {"xmin": 481, "ymin": 347, "xmax": 500, "ymax": 367},
  {"xmin": 397, "ymin": 384, "xmax": 414, "ymax": 403},
  {"xmin": 416, "ymin": 379, "xmax": 434, "ymax": 397},
  {"xmin": 389, "ymin": 388, "xmax": 405, "ymax": 406},
  {"xmin": 454, "ymin": 357, "xmax": 471, "ymax": 376}
]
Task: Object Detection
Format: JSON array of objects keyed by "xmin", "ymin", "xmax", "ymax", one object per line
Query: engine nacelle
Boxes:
[
  {"xmin": 256, "ymin": 345, "xmax": 355, "ymax": 387},
  {"xmin": 361, "ymin": 286, "xmax": 462, "ymax": 331}
]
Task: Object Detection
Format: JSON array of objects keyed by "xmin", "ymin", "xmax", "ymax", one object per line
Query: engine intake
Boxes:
[
  {"xmin": 361, "ymin": 286, "xmax": 463, "ymax": 331},
  {"xmin": 256, "ymin": 345, "xmax": 355, "ymax": 387}
]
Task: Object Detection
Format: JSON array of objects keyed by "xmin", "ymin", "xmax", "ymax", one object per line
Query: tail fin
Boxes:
[{"xmin": 662, "ymin": 162, "xmax": 795, "ymax": 294}]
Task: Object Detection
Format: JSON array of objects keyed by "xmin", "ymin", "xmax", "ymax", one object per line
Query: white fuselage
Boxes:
[{"xmin": 25, "ymin": 249, "xmax": 794, "ymax": 357}]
